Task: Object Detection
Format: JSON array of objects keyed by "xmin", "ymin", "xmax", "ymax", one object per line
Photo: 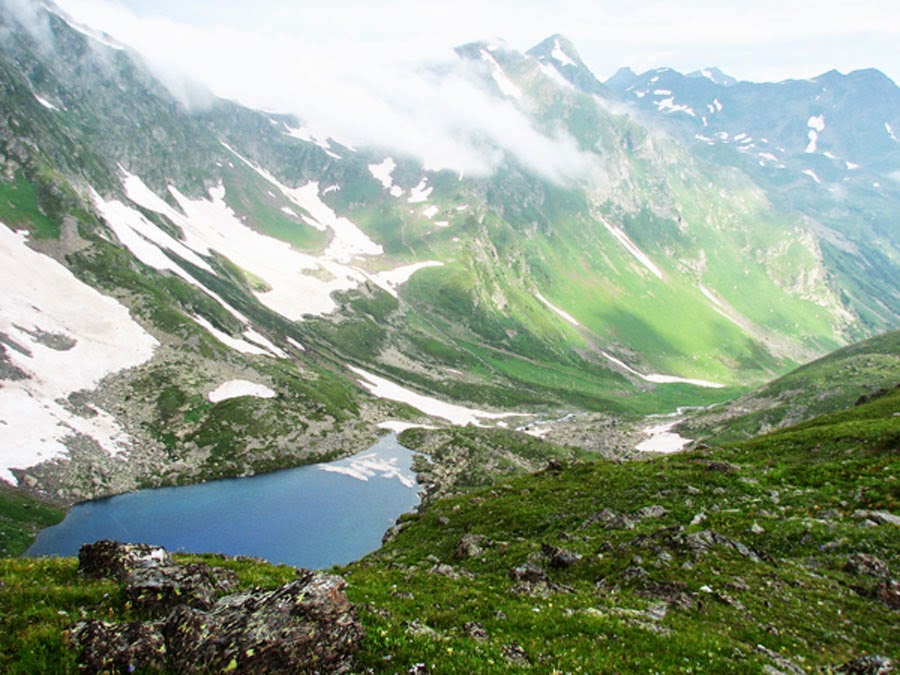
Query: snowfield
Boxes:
[
  {"xmin": 208, "ymin": 380, "xmax": 277, "ymax": 403},
  {"xmin": 349, "ymin": 366, "xmax": 526, "ymax": 426},
  {"xmin": 535, "ymin": 291, "xmax": 581, "ymax": 327},
  {"xmin": 601, "ymin": 351, "xmax": 724, "ymax": 389},
  {"xmin": 0, "ymin": 225, "xmax": 158, "ymax": 484}
]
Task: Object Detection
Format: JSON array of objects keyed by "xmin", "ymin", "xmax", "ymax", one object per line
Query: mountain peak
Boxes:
[
  {"xmin": 526, "ymin": 34, "xmax": 583, "ymax": 70},
  {"xmin": 686, "ymin": 67, "xmax": 737, "ymax": 86},
  {"xmin": 526, "ymin": 34, "xmax": 608, "ymax": 97}
]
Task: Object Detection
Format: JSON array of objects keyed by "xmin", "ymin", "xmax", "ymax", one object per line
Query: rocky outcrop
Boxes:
[{"xmin": 67, "ymin": 541, "xmax": 363, "ymax": 674}]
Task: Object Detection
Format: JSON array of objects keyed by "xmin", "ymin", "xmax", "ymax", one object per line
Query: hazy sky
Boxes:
[{"xmin": 46, "ymin": 0, "xmax": 900, "ymax": 180}]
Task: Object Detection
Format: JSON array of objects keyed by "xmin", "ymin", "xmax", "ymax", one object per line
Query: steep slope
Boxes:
[
  {"xmin": 1, "ymin": 2, "xmax": 896, "ymax": 503},
  {"xmin": 604, "ymin": 66, "xmax": 900, "ymax": 333}
]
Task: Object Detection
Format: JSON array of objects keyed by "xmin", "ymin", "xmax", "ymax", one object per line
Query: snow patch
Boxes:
[
  {"xmin": 807, "ymin": 114, "xmax": 826, "ymax": 132},
  {"xmin": 598, "ymin": 216, "xmax": 664, "ymax": 280},
  {"xmin": 190, "ymin": 315, "xmax": 278, "ymax": 357},
  {"xmin": 407, "ymin": 178, "xmax": 433, "ymax": 203},
  {"xmin": 805, "ymin": 129, "xmax": 819, "ymax": 153},
  {"xmin": 349, "ymin": 366, "xmax": 526, "ymax": 427},
  {"xmin": 846, "ymin": 161, "xmax": 860, "ymax": 170},
  {"xmin": 222, "ymin": 143, "xmax": 382, "ymax": 262},
  {"xmin": 479, "ymin": 49, "xmax": 522, "ymax": 99},
  {"xmin": 0, "ymin": 225, "xmax": 158, "ymax": 484},
  {"xmin": 636, "ymin": 419, "xmax": 691, "ymax": 453},
  {"xmin": 550, "ymin": 38, "xmax": 576, "ymax": 67},
  {"xmin": 803, "ymin": 168, "xmax": 821, "ymax": 183},
  {"xmin": 377, "ymin": 420, "xmax": 438, "ymax": 434},
  {"xmin": 34, "ymin": 94, "xmax": 58, "ymax": 111},
  {"xmin": 656, "ymin": 97, "xmax": 696, "ymax": 117},
  {"xmin": 368, "ymin": 157, "xmax": 397, "ymax": 190},
  {"xmin": 600, "ymin": 351, "xmax": 724, "ymax": 389},
  {"xmin": 886, "ymin": 123, "xmax": 899, "ymax": 142},
  {"xmin": 535, "ymin": 291, "xmax": 581, "ymax": 327},
  {"xmin": 422, "ymin": 205, "xmax": 440, "ymax": 220},
  {"xmin": 370, "ymin": 261, "xmax": 444, "ymax": 298},
  {"xmin": 208, "ymin": 380, "xmax": 277, "ymax": 403}
]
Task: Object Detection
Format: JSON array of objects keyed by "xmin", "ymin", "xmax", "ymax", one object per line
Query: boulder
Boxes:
[
  {"xmin": 454, "ymin": 533, "xmax": 490, "ymax": 560},
  {"xmin": 582, "ymin": 508, "xmax": 635, "ymax": 530},
  {"xmin": 125, "ymin": 563, "xmax": 220, "ymax": 615},
  {"xmin": 78, "ymin": 540, "xmax": 171, "ymax": 581},
  {"xmin": 66, "ymin": 620, "xmax": 167, "ymax": 673},
  {"xmin": 872, "ymin": 578, "xmax": 900, "ymax": 610},
  {"xmin": 509, "ymin": 562, "xmax": 548, "ymax": 582},
  {"xmin": 541, "ymin": 543, "xmax": 583, "ymax": 569},
  {"xmin": 164, "ymin": 570, "xmax": 363, "ymax": 674},
  {"xmin": 836, "ymin": 655, "xmax": 895, "ymax": 674},
  {"xmin": 844, "ymin": 553, "xmax": 890, "ymax": 578}
]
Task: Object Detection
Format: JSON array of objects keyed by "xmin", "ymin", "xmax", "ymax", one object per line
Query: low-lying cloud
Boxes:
[{"xmin": 39, "ymin": 0, "xmax": 596, "ymax": 185}]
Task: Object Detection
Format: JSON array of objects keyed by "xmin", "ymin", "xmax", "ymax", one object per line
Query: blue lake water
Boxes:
[{"xmin": 25, "ymin": 434, "xmax": 420, "ymax": 569}]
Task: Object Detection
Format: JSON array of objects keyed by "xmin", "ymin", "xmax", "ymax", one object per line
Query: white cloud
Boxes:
[
  {"xmin": 48, "ymin": 0, "xmax": 900, "ymax": 182},
  {"xmin": 51, "ymin": 0, "xmax": 600, "ymax": 184}
]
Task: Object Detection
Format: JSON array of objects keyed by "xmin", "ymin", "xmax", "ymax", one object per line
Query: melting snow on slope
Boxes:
[
  {"xmin": 0, "ymin": 225, "xmax": 158, "ymax": 484},
  {"xmin": 550, "ymin": 38, "xmax": 576, "ymax": 67},
  {"xmin": 535, "ymin": 291, "xmax": 581, "ymax": 327},
  {"xmin": 636, "ymin": 419, "xmax": 691, "ymax": 453},
  {"xmin": 886, "ymin": 123, "xmax": 899, "ymax": 142},
  {"xmin": 34, "ymin": 94, "xmax": 58, "ymax": 111},
  {"xmin": 370, "ymin": 262, "xmax": 444, "ymax": 298},
  {"xmin": 808, "ymin": 115, "xmax": 826, "ymax": 132},
  {"xmin": 349, "ymin": 366, "xmax": 526, "ymax": 426},
  {"xmin": 407, "ymin": 178, "xmax": 433, "ymax": 204},
  {"xmin": 377, "ymin": 420, "xmax": 439, "ymax": 433},
  {"xmin": 479, "ymin": 49, "xmax": 523, "ymax": 99},
  {"xmin": 318, "ymin": 451, "xmax": 416, "ymax": 488},
  {"xmin": 600, "ymin": 350, "xmax": 724, "ymax": 389},
  {"xmin": 282, "ymin": 123, "xmax": 342, "ymax": 159},
  {"xmin": 222, "ymin": 143, "xmax": 382, "ymax": 262},
  {"xmin": 190, "ymin": 315, "xmax": 282, "ymax": 357},
  {"xmin": 422, "ymin": 205, "xmax": 440, "ymax": 220},
  {"xmin": 803, "ymin": 169, "xmax": 821, "ymax": 184},
  {"xmin": 208, "ymin": 380, "xmax": 277, "ymax": 403},
  {"xmin": 598, "ymin": 216, "xmax": 664, "ymax": 280},
  {"xmin": 657, "ymin": 97, "xmax": 696, "ymax": 116},
  {"xmin": 368, "ymin": 157, "xmax": 397, "ymax": 190}
]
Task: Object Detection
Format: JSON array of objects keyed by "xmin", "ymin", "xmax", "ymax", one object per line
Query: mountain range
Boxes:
[{"xmin": 0, "ymin": 2, "xmax": 897, "ymax": 505}]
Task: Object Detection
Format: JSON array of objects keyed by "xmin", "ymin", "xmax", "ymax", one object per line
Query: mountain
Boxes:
[
  {"xmin": 0, "ymin": 1, "xmax": 897, "ymax": 505},
  {"xmin": 604, "ymin": 66, "xmax": 900, "ymax": 330}
]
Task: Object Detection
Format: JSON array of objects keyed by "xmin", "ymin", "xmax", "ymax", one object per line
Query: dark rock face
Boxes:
[
  {"xmin": 66, "ymin": 620, "xmax": 168, "ymax": 673},
  {"xmin": 166, "ymin": 572, "xmax": 363, "ymax": 674},
  {"xmin": 68, "ymin": 541, "xmax": 363, "ymax": 674}
]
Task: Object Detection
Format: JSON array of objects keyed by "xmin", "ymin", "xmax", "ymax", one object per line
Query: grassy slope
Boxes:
[
  {"xmin": 340, "ymin": 389, "xmax": 899, "ymax": 673},
  {"xmin": 2, "ymin": 385, "xmax": 896, "ymax": 672},
  {"xmin": 682, "ymin": 329, "xmax": 900, "ymax": 443}
]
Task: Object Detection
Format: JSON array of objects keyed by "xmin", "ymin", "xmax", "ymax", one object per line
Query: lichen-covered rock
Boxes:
[
  {"xmin": 125, "ymin": 563, "xmax": 220, "ymax": 615},
  {"xmin": 872, "ymin": 578, "xmax": 900, "ymax": 610},
  {"xmin": 454, "ymin": 533, "xmax": 490, "ymax": 560},
  {"xmin": 581, "ymin": 508, "xmax": 635, "ymax": 530},
  {"xmin": 78, "ymin": 540, "xmax": 171, "ymax": 581},
  {"xmin": 836, "ymin": 654, "xmax": 895, "ymax": 674},
  {"xmin": 845, "ymin": 553, "xmax": 890, "ymax": 578},
  {"xmin": 66, "ymin": 619, "xmax": 167, "ymax": 674},
  {"xmin": 509, "ymin": 562, "xmax": 547, "ymax": 582},
  {"xmin": 164, "ymin": 570, "xmax": 363, "ymax": 673}
]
